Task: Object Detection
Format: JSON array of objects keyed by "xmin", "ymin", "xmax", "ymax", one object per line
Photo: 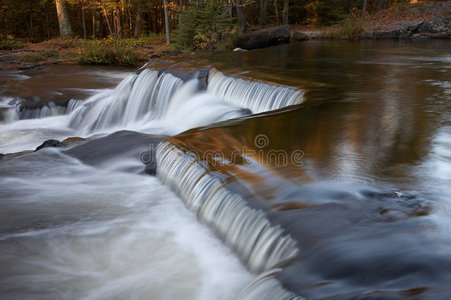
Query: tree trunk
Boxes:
[
  {"xmin": 261, "ymin": 0, "xmax": 268, "ymax": 26},
  {"xmin": 102, "ymin": 6, "xmax": 114, "ymax": 37},
  {"xmin": 82, "ymin": 2, "xmax": 87, "ymax": 38},
  {"xmin": 115, "ymin": 9, "xmax": 122, "ymax": 39},
  {"xmin": 274, "ymin": 0, "xmax": 279, "ymax": 26},
  {"xmin": 113, "ymin": 9, "xmax": 117, "ymax": 38},
  {"xmin": 29, "ymin": 0, "xmax": 34, "ymax": 38},
  {"xmin": 55, "ymin": 0, "xmax": 74, "ymax": 38},
  {"xmin": 127, "ymin": 0, "xmax": 133, "ymax": 35},
  {"xmin": 236, "ymin": 1, "xmax": 248, "ymax": 33},
  {"xmin": 92, "ymin": 9, "xmax": 96, "ymax": 38},
  {"xmin": 134, "ymin": 1, "xmax": 142, "ymax": 38},
  {"xmin": 44, "ymin": 2, "xmax": 50, "ymax": 39},
  {"xmin": 362, "ymin": 0, "xmax": 368, "ymax": 16},
  {"xmin": 377, "ymin": 0, "xmax": 385, "ymax": 11},
  {"xmin": 163, "ymin": 0, "xmax": 170, "ymax": 44},
  {"xmin": 179, "ymin": 0, "xmax": 183, "ymax": 26},
  {"xmin": 282, "ymin": 0, "xmax": 289, "ymax": 25}
]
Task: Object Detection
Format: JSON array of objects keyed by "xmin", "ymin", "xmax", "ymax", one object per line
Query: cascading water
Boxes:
[
  {"xmin": 2, "ymin": 42, "xmax": 451, "ymax": 299},
  {"xmin": 0, "ymin": 98, "xmax": 82, "ymax": 123},
  {"xmin": 66, "ymin": 67, "xmax": 303, "ymax": 136},
  {"xmin": 207, "ymin": 69, "xmax": 304, "ymax": 113},
  {"xmin": 156, "ymin": 142, "xmax": 303, "ymax": 299},
  {"xmin": 156, "ymin": 142, "xmax": 300, "ymax": 273},
  {"xmin": 0, "ymin": 64, "xmax": 306, "ymax": 299}
]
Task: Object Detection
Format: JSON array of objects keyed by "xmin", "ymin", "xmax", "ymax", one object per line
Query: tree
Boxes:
[
  {"xmin": 235, "ymin": 0, "xmax": 248, "ymax": 32},
  {"xmin": 362, "ymin": 0, "xmax": 368, "ymax": 15},
  {"xmin": 55, "ymin": 0, "xmax": 74, "ymax": 37},
  {"xmin": 261, "ymin": 0, "xmax": 268, "ymax": 26},
  {"xmin": 282, "ymin": 0, "xmax": 289, "ymax": 25},
  {"xmin": 163, "ymin": 0, "xmax": 170, "ymax": 44},
  {"xmin": 134, "ymin": 0, "xmax": 143, "ymax": 38}
]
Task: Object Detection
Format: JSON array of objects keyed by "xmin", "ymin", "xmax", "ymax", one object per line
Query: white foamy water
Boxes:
[
  {"xmin": 0, "ymin": 149, "xmax": 254, "ymax": 299},
  {"xmin": 0, "ymin": 66, "xmax": 305, "ymax": 299}
]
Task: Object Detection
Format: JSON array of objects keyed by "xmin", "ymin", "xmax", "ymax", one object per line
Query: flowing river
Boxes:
[{"xmin": 0, "ymin": 40, "xmax": 450, "ymax": 299}]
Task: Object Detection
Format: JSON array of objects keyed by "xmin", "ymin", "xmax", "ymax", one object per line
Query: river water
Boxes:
[{"xmin": 0, "ymin": 40, "xmax": 450, "ymax": 299}]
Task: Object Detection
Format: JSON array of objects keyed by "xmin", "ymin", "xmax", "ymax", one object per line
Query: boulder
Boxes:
[
  {"xmin": 411, "ymin": 32, "xmax": 450, "ymax": 39},
  {"xmin": 367, "ymin": 20, "xmax": 423, "ymax": 39},
  {"xmin": 64, "ymin": 130, "xmax": 167, "ymax": 175},
  {"xmin": 291, "ymin": 31, "xmax": 310, "ymax": 42},
  {"xmin": 237, "ymin": 25, "xmax": 291, "ymax": 50},
  {"xmin": 35, "ymin": 139, "xmax": 63, "ymax": 151},
  {"xmin": 418, "ymin": 16, "xmax": 451, "ymax": 34}
]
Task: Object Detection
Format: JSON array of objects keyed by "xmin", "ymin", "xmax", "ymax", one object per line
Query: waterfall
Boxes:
[
  {"xmin": 207, "ymin": 69, "xmax": 304, "ymax": 113},
  {"xmin": 66, "ymin": 66, "xmax": 304, "ymax": 134},
  {"xmin": 68, "ymin": 70, "xmax": 185, "ymax": 133},
  {"xmin": 1, "ymin": 64, "xmax": 307, "ymax": 298},
  {"xmin": 0, "ymin": 98, "xmax": 82, "ymax": 123},
  {"xmin": 4, "ymin": 65, "xmax": 304, "ymax": 135},
  {"xmin": 238, "ymin": 269, "xmax": 304, "ymax": 300},
  {"xmin": 66, "ymin": 65, "xmax": 306, "ymax": 297},
  {"xmin": 156, "ymin": 141, "xmax": 302, "ymax": 299}
]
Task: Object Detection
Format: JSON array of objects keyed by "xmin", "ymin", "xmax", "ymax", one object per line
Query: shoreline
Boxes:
[{"xmin": 1, "ymin": 2, "xmax": 450, "ymax": 72}]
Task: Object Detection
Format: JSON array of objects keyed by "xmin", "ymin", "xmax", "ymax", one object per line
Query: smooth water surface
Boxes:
[
  {"xmin": 0, "ymin": 40, "xmax": 450, "ymax": 299},
  {"xmin": 175, "ymin": 40, "xmax": 451, "ymax": 298}
]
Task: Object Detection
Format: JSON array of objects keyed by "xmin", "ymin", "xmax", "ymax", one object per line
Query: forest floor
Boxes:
[{"xmin": 0, "ymin": 37, "xmax": 174, "ymax": 71}]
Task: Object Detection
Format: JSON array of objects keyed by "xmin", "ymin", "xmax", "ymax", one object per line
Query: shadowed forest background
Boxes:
[
  {"xmin": 1, "ymin": 0, "xmax": 433, "ymax": 41},
  {"xmin": 0, "ymin": 0, "xmax": 448, "ymax": 66}
]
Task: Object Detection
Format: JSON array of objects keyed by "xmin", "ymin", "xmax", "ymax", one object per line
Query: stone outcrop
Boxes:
[
  {"xmin": 366, "ymin": 16, "xmax": 451, "ymax": 40},
  {"xmin": 236, "ymin": 25, "xmax": 291, "ymax": 50},
  {"xmin": 291, "ymin": 31, "xmax": 310, "ymax": 42},
  {"xmin": 35, "ymin": 139, "xmax": 63, "ymax": 151}
]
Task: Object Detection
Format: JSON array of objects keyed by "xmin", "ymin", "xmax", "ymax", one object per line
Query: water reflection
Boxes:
[{"xmin": 174, "ymin": 40, "xmax": 451, "ymax": 297}]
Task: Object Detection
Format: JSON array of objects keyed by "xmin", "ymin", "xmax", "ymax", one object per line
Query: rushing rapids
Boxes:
[
  {"xmin": 64, "ymin": 68, "xmax": 302, "ymax": 135},
  {"xmin": 2, "ymin": 40, "xmax": 450, "ymax": 298},
  {"xmin": 0, "ymin": 64, "xmax": 306, "ymax": 299}
]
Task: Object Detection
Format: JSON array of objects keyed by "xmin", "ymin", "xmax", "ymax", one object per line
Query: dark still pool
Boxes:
[{"xmin": 1, "ymin": 40, "xmax": 450, "ymax": 299}]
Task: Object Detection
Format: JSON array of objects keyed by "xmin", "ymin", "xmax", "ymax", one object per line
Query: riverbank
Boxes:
[
  {"xmin": 1, "ymin": 1, "xmax": 450, "ymax": 70},
  {"xmin": 244, "ymin": 1, "xmax": 451, "ymax": 47},
  {"xmin": 300, "ymin": 2, "xmax": 451, "ymax": 39},
  {"xmin": 0, "ymin": 37, "xmax": 175, "ymax": 71}
]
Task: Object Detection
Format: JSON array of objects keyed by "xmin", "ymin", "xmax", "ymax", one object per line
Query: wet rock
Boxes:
[
  {"xmin": 237, "ymin": 25, "xmax": 291, "ymax": 50},
  {"xmin": 18, "ymin": 99, "xmax": 43, "ymax": 111},
  {"xmin": 35, "ymin": 139, "xmax": 63, "ymax": 151},
  {"xmin": 8, "ymin": 97, "xmax": 25, "ymax": 106},
  {"xmin": 159, "ymin": 68, "xmax": 193, "ymax": 81},
  {"xmin": 240, "ymin": 108, "xmax": 252, "ymax": 115},
  {"xmin": 411, "ymin": 32, "xmax": 447, "ymax": 39},
  {"xmin": 157, "ymin": 66, "xmax": 211, "ymax": 91},
  {"xmin": 367, "ymin": 20, "xmax": 423, "ymax": 39},
  {"xmin": 197, "ymin": 67, "xmax": 210, "ymax": 90},
  {"xmin": 371, "ymin": 30, "xmax": 399, "ymax": 39},
  {"xmin": 304, "ymin": 30, "xmax": 326, "ymax": 39},
  {"xmin": 291, "ymin": 31, "xmax": 310, "ymax": 42},
  {"xmin": 64, "ymin": 130, "xmax": 167, "ymax": 175},
  {"xmin": 0, "ymin": 108, "xmax": 6, "ymax": 122},
  {"xmin": 418, "ymin": 16, "xmax": 451, "ymax": 34},
  {"xmin": 16, "ymin": 98, "xmax": 71, "ymax": 120},
  {"xmin": 0, "ymin": 150, "xmax": 32, "ymax": 162},
  {"xmin": 365, "ymin": 17, "xmax": 451, "ymax": 40},
  {"xmin": 399, "ymin": 20, "xmax": 424, "ymax": 38},
  {"xmin": 52, "ymin": 98, "xmax": 71, "ymax": 107},
  {"xmin": 61, "ymin": 137, "xmax": 86, "ymax": 147}
]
